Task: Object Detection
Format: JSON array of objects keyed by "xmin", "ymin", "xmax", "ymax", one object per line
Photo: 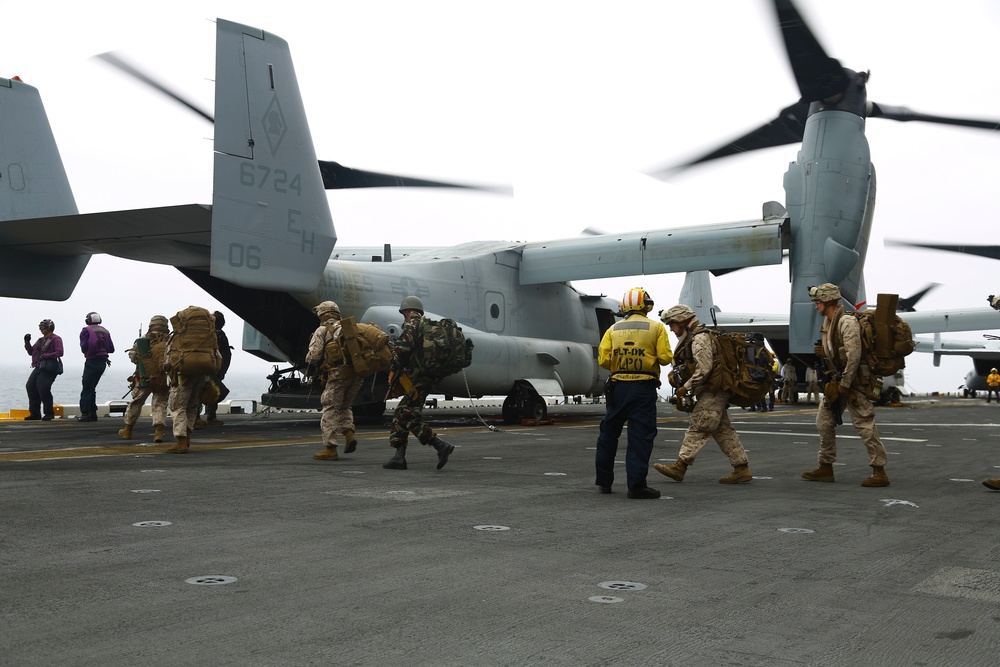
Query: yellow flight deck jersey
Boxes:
[{"xmin": 598, "ymin": 313, "xmax": 673, "ymax": 381}]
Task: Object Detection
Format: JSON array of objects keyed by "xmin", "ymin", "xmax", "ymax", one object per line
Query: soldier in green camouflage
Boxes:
[{"xmin": 382, "ymin": 296, "xmax": 455, "ymax": 471}]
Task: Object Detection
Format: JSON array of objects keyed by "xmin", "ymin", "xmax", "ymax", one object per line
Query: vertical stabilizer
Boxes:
[
  {"xmin": 679, "ymin": 271, "xmax": 718, "ymax": 323},
  {"xmin": 210, "ymin": 20, "xmax": 336, "ymax": 293},
  {"xmin": 0, "ymin": 77, "xmax": 89, "ymax": 299}
]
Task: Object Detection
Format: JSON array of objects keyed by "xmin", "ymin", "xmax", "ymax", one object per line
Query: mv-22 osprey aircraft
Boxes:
[{"xmin": 1, "ymin": 1, "xmax": 998, "ymax": 422}]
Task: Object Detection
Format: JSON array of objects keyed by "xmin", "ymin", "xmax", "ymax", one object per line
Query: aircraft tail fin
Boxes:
[
  {"xmin": 679, "ymin": 271, "xmax": 719, "ymax": 324},
  {"xmin": 0, "ymin": 77, "xmax": 90, "ymax": 300},
  {"xmin": 210, "ymin": 19, "xmax": 336, "ymax": 293}
]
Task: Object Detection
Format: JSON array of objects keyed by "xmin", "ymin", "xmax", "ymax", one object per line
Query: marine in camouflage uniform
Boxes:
[
  {"xmin": 118, "ymin": 315, "xmax": 170, "ymax": 443},
  {"xmin": 305, "ymin": 301, "xmax": 365, "ymax": 461},
  {"xmin": 801, "ymin": 283, "xmax": 889, "ymax": 487},
  {"xmin": 653, "ymin": 304, "xmax": 752, "ymax": 484},
  {"xmin": 382, "ymin": 296, "xmax": 454, "ymax": 471},
  {"xmin": 167, "ymin": 373, "xmax": 208, "ymax": 453},
  {"xmin": 164, "ymin": 308, "xmax": 217, "ymax": 454}
]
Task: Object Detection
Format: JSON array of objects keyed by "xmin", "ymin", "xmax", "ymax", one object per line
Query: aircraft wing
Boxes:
[
  {"xmin": 715, "ymin": 308, "xmax": 1000, "ymax": 336},
  {"xmin": 0, "ymin": 205, "xmax": 212, "ymax": 268},
  {"xmin": 914, "ymin": 337, "xmax": 1000, "ymax": 358},
  {"xmin": 518, "ymin": 218, "xmax": 786, "ymax": 284}
]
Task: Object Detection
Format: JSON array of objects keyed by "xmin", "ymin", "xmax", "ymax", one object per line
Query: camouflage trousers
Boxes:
[
  {"xmin": 320, "ymin": 372, "xmax": 364, "ymax": 449},
  {"xmin": 678, "ymin": 390, "xmax": 749, "ymax": 467},
  {"xmin": 389, "ymin": 377, "xmax": 437, "ymax": 447},
  {"xmin": 168, "ymin": 374, "xmax": 208, "ymax": 439},
  {"xmin": 815, "ymin": 389, "xmax": 887, "ymax": 467},
  {"xmin": 123, "ymin": 384, "xmax": 169, "ymax": 427}
]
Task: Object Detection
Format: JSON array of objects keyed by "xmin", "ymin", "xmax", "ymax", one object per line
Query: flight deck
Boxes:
[{"xmin": 2, "ymin": 398, "xmax": 999, "ymax": 666}]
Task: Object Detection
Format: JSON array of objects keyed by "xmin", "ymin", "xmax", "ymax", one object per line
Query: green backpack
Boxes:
[{"xmin": 417, "ymin": 318, "xmax": 474, "ymax": 377}]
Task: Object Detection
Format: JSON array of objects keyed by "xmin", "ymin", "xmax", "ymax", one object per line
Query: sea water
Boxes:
[{"xmin": 0, "ymin": 363, "xmax": 276, "ymax": 414}]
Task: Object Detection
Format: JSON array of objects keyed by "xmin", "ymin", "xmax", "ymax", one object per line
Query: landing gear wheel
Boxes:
[
  {"xmin": 529, "ymin": 396, "xmax": 547, "ymax": 420},
  {"xmin": 501, "ymin": 382, "xmax": 548, "ymax": 424}
]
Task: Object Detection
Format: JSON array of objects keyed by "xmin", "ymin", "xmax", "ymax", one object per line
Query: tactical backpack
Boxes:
[
  {"xmin": 133, "ymin": 335, "xmax": 168, "ymax": 392},
  {"xmin": 321, "ymin": 316, "xmax": 391, "ymax": 378},
  {"xmin": 676, "ymin": 327, "xmax": 775, "ymax": 408},
  {"xmin": 852, "ymin": 293, "xmax": 916, "ymax": 393},
  {"xmin": 417, "ymin": 317, "xmax": 474, "ymax": 377},
  {"xmin": 165, "ymin": 306, "xmax": 222, "ymax": 377}
]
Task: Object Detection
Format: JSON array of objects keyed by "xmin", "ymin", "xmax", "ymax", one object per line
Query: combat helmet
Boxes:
[
  {"xmin": 148, "ymin": 315, "xmax": 169, "ymax": 332},
  {"xmin": 660, "ymin": 304, "xmax": 696, "ymax": 324},
  {"xmin": 808, "ymin": 283, "xmax": 842, "ymax": 303},
  {"xmin": 399, "ymin": 296, "xmax": 425, "ymax": 315},
  {"xmin": 621, "ymin": 288, "xmax": 653, "ymax": 315},
  {"xmin": 313, "ymin": 301, "xmax": 341, "ymax": 317}
]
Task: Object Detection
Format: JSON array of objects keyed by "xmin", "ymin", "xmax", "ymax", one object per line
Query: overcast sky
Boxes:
[{"xmin": 1, "ymin": 0, "xmax": 998, "ymax": 394}]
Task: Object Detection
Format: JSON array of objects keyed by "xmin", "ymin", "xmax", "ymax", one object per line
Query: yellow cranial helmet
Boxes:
[{"xmin": 621, "ymin": 288, "xmax": 653, "ymax": 314}]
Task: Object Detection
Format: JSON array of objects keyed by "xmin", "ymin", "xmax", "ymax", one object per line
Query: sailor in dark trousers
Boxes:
[{"xmin": 594, "ymin": 288, "xmax": 673, "ymax": 499}]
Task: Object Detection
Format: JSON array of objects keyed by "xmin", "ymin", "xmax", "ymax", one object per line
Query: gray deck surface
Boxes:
[{"xmin": 2, "ymin": 397, "xmax": 999, "ymax": 666}]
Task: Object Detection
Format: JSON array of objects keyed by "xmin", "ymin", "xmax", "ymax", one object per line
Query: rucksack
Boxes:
[
  {"xmin": 133, "ymin": 334, "xmax": 168, "ymax": 392},
  {"xmin": 416, "ymin": 317, "xmax": 474, "ymax": 377},
  {"xmin": 325, "ymin": 316, "xmax": 391, "ymax": 378},
  {"xmin": 704, "ymin": 329, "xmax": 776, "ymax": 408},
  {"xmin": 853, "ymin": 293, "xmax": 916, "ymax": 379},
  {"xmin": 166, "ymin": 306, "xmax": 222, "ymax": 377}
]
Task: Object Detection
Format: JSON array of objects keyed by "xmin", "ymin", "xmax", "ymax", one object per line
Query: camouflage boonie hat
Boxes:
[
  {"xmin": 808, "ymin": 283, "xmax": 842, "ymax": 302},
  {"xmin": 660, "ymin": 304, "xmax": 696, "ymax": 324}
]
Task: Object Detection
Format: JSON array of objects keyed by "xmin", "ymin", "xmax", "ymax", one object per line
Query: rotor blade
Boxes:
[
  {"xmin": 886, "ymin": 240, "xmax": 1000, "ymax": 261},
  {"xmin": 772, "ymin": 0, "xmax": 847, "ymax": 102},
  {"xmin": 869, "ymin": 102, "xmax": 1000, "ymax": 131},
  {"xmin": 95, "ymin": 51, "xmax": 215, "ymax": 123},
  {"xmin": 651, "ymin": 101, "xmax": 809, "ymax": 175},
  {"xmin": 897, "ymin": 283, "xmax": 940, "ymax": 312},
  {"xmin": 97, "ymin": 52, "xmax": 511, "ymax": 194},
  {"xmin": 318, "ymin": 161, "xmax": 512, "ymax": 194}
]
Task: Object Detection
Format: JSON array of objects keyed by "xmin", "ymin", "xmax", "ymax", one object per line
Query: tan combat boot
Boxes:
[
  {"xmin": 653, "ymin": 459, "xmax": 688, "ymax": 482},
  {"xmin": 193, "ymin": 419, "xmax": 206, "ymax": 429},
  {"xmin": 166, "ymin": 435, "xmax": 189, "ymax": 454},
  {"xmin": 719, "ymin": 464, "xmax": 752, "ymax": 484},
  {"xmin": 983, "ymin": 478, "xmax": 1000, "ymax": 491},
  {"xmin": 343, "ymin": 429, "xmax": 358, "ymax": 454},
  {"xmin": 153, "ymin": 425, "xmax": 165, "ymax": 443},
  {"xmin": 861, "ymin": 466, "xmax": 890, "ymax": 487},
  {"xmin": 207, "ymin": 418, "xmax": 224, "ymax": 426},
  {"xmin": 118, "ymin": 424, "xmax": 133, "ymax": 440},
  {"xmin": 801, "ymin": 463, "xmax": 835, "ymax": 482},
  {"xmin": 313, "ymin": 446, "xmax": 339, "ymax": 461}
]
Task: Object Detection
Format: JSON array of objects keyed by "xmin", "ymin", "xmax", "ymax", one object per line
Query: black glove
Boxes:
[{"xmin": 24, "ymin": 334, "xmax": 31, "ymax": 343}]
